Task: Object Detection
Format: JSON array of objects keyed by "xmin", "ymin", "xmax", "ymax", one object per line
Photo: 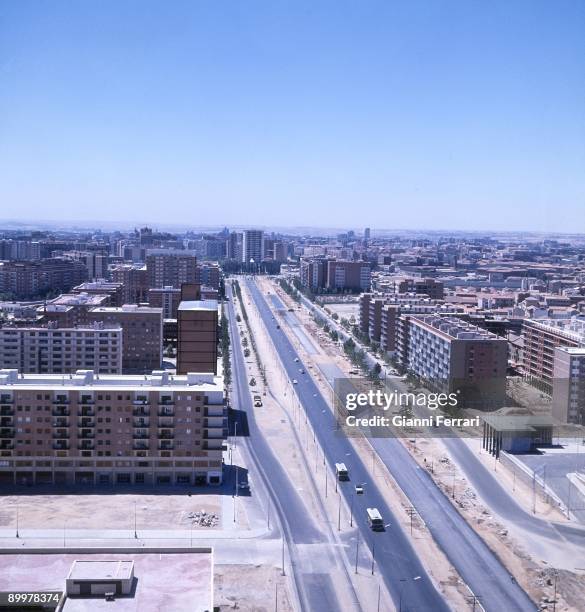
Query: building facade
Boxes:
[
  {"xmin": 242, "ymin": 230, "xmax": 264, "ymax": 263},
  {"xmin": 522, "ymin": 319, "xmax": 584, "ymax": 392},
  {"xmin": 177, "ymin": 301, "xmax": 218, "ymax": 375},
  {"xmin": 552, "ymin": 346, "xmax": 585, "ymax": 424},
  {"xmin": 0, "ymin": 326, "xmax": 122, "ymax": 374},
  {"xmin": 146, "ymin": 249, "xmax": 199, "ymax": 289},
  {"xmin": 405, "ymin": 315, "xmax": 508, "ymax": 409},
  {"xmin": 0, "ymin": 369, "xmax": 226, "ymax": 486}
]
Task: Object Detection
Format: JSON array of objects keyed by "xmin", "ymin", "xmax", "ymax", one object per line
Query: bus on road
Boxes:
[{"xmin": 367, "ymin": 508, "xmax": 384, "ymax": 531}]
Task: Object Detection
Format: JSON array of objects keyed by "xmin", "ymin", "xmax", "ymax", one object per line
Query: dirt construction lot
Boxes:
[{"xmin": 0, "ymin": 492, "xmax": 221, "ymax": 530}]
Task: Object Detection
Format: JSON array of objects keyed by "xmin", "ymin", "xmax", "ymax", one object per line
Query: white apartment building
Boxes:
[{"xmin": 242, "ymin": 230, "xmax": 264, "ymax": 263}]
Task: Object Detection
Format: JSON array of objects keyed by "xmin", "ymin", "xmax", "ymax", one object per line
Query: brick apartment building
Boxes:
[
  {"xmin": 403, "ymin": 315, "xmax": 508, "ymax": 409},
  {"xmin": 146, "ymin": 249, "xmax": 199, "ymax": 289},
  {"xmin": 0, "ymin": 325, "xmax": 122, "ymax": 374},
  {"xmin": 522, "ymin": 318, "xmax": 585, "ymax": 392},
  {"xmin": 552, "ymin": 347, "xmax": 585, "ymax": 424},
  {"xmin": 300, "ymin": 258, "xmax": 371, "ymax": 292},
  {"xmin": 148, "ymin": 286, "xmax": 182, "ymax": 319},
  {"xmin": 396, "ymin": 277, "xmax": 444, "ymax": 300},
  {"xmin": 72, "ymin": 281, "xmax": 124, "ymax": 306},
  {"xmin": 177, "ymin": 300, "xmax": 219, "ymax": 375},
  {"xmin": 0, "ymin": 368, "xmax": 226, "ymax": 486},
  {"xmin": 0, "ymin": 258, "xmax": 88, "ymax": 299},
  {"xmin": 110, "ymin": 264, "xmax": 149, "ymax": 305},
  {"xmin": 89, "ymin": 305, "xmax": 163, "ymax": 374}
]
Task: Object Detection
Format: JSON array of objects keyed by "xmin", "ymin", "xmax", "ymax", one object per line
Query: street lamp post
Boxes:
[
  {"xmin": 354, "ymin": 529, "xmax": 360, "ymax": 574},
  {"xmin": 134, "ymin": 501, "xmax": 137, "ymax": 539}
]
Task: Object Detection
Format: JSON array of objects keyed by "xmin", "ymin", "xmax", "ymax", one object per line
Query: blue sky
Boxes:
[{"xmin": 1, "ymin": 1, "xmax": 584, "ymax": 232}]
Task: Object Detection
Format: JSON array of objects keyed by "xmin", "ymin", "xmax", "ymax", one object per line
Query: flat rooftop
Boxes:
[
  {"xmin": 178, "ymin": 300, "xmax": 218, "ymax": 312},
  {"xmin": 411, "ymin": 315, "xmax": 502, "ymax": 341},
  {"xmin": 482, "ymin": 414, "xmax": 555, "ymax": 432},
  {"xmin": 68, "ymin": 560, "xmax": 133, "ymax": 581},
  {"xmin": 90, "ymin": 305, "xmax": 162, "ymax": 314},
  {"xmin": 0, "ymin": 369, "xmax": 223, "ymax": 392},
  {"xmin": 0, "ymin": 552, "xmax": 213, "ymax": 612}
]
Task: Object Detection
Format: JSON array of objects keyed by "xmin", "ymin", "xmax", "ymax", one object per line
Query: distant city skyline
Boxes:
[{"xmin": 1, "ymin": 1, "xmax": 584, "ymax": 233}]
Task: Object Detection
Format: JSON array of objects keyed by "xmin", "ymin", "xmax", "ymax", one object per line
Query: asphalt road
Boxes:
[
  {"xmin": 255, "ymin": 280, "xmax": 537, "ymax": 612},
  {"xmin": 301, "ymin": 292, "xmax": 585, "ymax": 548},
  {"xmin": 228, "ymin": 288, "xmax": 330, "ymax": 610},
  {"xmin": 246, "ymin": 279, "xmax": 451, "ymax": 612}
]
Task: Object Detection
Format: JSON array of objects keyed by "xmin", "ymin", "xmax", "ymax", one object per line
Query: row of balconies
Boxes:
[{"xmin": 0, "ymin": 427, "xmax": 15, "ymax": 438}]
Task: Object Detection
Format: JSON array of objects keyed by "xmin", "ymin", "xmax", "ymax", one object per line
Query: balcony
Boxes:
[
  {"xmin": 0, "ymin": 416, "xmax": 14, "ymax": 426},
  {"xmin": 78, "ymin": 430, "xmax": 95, "ymax": 439},
  {"xmin": 52, "ymin": 441, "xmax": 69, "ymax": 450},
  {"xmin": 133, "ymin": 441, "xmax": 149, "ymax": 450},
  {"xmin": 80, "ymin": 406, "xmax": 95, "ymax": 416},
  {"xmin": 158, "ymin": 440, "xmax": 174, "ymax": 450},
  {"xmin": 133, "ymin": 430, "xmax": 149, "ymax": 439},
  {"xmin": 52, "ymin": 417, "xmax": 69, "ymax": 428},
  {"xmin": 78, "ymin": 417, "xmax": 95, "ymax": 428},
  {"xmin": 0, "ymin": 396, "xmax": 14, "ymax": 404},
  {"xmin": 158, "ymin": 398, "xmax": 174, "ymax": 406},
  {"xmin": 52, "ymin": 398, "xmax": 70, "ymax": 405},
  {"xmin": 79, "ymin": 397, "xmax": 95, "ymax": 405},
  {"xmin": 157, "ymin": 417, "xmax": 174, "ymax": 428},
  {"xmin": 203, "ymin": 430, "xmax": 223, "ymax": 440},
  {"xmin": 203, "ymin": 440, "xmax": 222, "ymax": 450},
  {"xmin": 158, "ymin": 429, "xmax": 174, "ymax": 439},
  {"xmin": 0, "ymin": 427, "xmax": 15, "ymax": 438},
  {"xmin": 158, "ymin": 407, "xmax": 174, "ymax": 417},
  {"xmin": 51, "ymin": 406, "xmax": 70, "ymax": 417},
  {"xmin": 52, "ymin": 429, "xmax": 70, "ymax": 439},
  {"xmin": 0, "ymin": 407, "xmax": 14, "ymax": 416},
  {"xmin": 204, "ymin": 417, "xmax": 227, "ymax": 430},
  {"xmin": 78, "ymin": 440, "xmax": 95, "ymax": 450},
  {"xmin": 133, "ymin": 417, "xmax": 150, "ymax": 427},
  {"xmin": 204, "ymin": 406, "xmax": 225, "ymax": 417},
  {"xmin": 132, "ymin": 406, "xmax": 150, "ymax": 416}
]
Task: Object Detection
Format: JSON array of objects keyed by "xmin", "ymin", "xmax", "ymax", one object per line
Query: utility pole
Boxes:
[
  {"xmin": 406, "ymin": 506, "xmax": 416, "ymax": 536},
  {"xmin": 281, "ymin": 534, "xmax": 285, "ymax": 576}
]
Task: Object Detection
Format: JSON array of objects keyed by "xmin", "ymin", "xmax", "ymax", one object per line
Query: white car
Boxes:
[
  {"xmin": 294, "ymin": 358, "xmax": 299, "ymax": 362},
  {"xmin": 292, "ymin": 379, "xmax": 298, "ymax": 385}
]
